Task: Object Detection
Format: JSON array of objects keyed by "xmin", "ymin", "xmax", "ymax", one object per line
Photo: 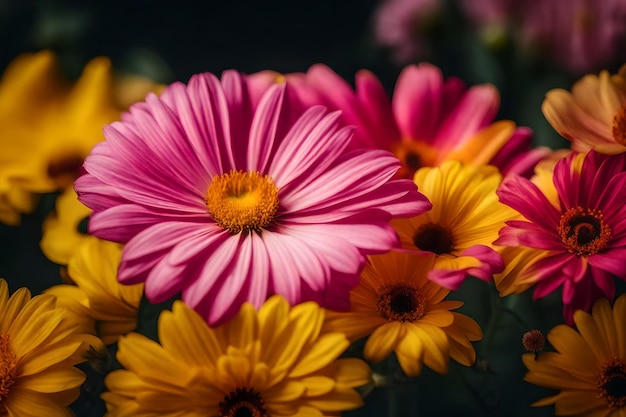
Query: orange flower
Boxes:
[{"xmin": 543, "ymin": 64, "xmax": 626, "ymax": 154}]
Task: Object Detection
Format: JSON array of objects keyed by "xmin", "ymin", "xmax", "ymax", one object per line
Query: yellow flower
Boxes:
[
  {"xmin": 392, "ymin": 160, "xmax": 515, "ymax": 289},
  {"xmin": 102, "ymin": 296, "xmax": 371, "ymax": 416},
  {"xmin": 45, "ymin": 238, "xmax": 143, "ymax": 345},
  {"xmin": 0, "ymin": 278, "xmax": 100, "ymax": 415},
  {"xmin": 0, "ymin": 50, "xmax": 162, "ymax": 225},
  {"xmin": 542, "ymin": 64, "xmax": 626, "ymax": 154},
  {"xmin": 40, "ymin": 188, "xmax": 92, "ymax": 266},
  {"xmin": 324, "ymin": 251, "xmax": 482, "ymax": 377},
  {"xmin": 524, "ymin": 294, "xmax": 626, "ymax": 416}
]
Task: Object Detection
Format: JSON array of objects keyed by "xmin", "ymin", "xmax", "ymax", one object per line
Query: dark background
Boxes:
[{"xmin": 1, "ymin": 0, "xmax": 392, "ymax": 87}]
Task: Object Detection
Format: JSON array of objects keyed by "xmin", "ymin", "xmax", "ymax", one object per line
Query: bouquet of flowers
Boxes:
[{"xmin": 1, "ymin": 1, "xmax": 626, "ymax": 416}]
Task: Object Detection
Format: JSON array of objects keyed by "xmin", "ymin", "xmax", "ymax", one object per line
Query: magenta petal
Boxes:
[
  {"xmin": 393, "ymin": 64, "xmax": 445, "ymax": 143},
  {"xmin": 89, "ymin": 204, "xmax": 208, "ymax": 243},
  {"xmin": 75, "ymin": 174, "xmax": 128, "ymax": 213},
  {"xmin": 355, "ymin": 69, "xmax": 401, "ymax": 150},
  {"xmin": 588, "ymin": 251, "xmax": 626, "ymax": 277},
  {"xmin": 270, "ymin": 107, "xmax": 352, "ymax": 189},
  {"xmin": 427, "ymin": 268, "xmax": 468, "ymax": 291},
  {"xmin": 263, "ymin": 230, "xmax": 329, "ymax": 292},
  {"xmin": 247, "ymin": 83, "xmax": 285, "ymax": 173},
  {"xmin": 243, "ymin": 233, "xmax": 270, "ymax": 308},
  {"xmin": 497, "ymin": 175, "xmax": 560, "ymax": 229},
  {"xmin": 117, "ymin": 222, "xmax": 206, "ymax": 285},
  {"xmin": 144, "ymin": 259, "xmax": 188, "ymax": 303},
  {"xmin": 461, "ymin": 245, "xmax": 504, "ymax": 278},
  {"xmin": 182, "ymin": 234, "xmax": 242, "ymax": 309},
  {"xmin": 435, "ymin": 84, "xmax": 500, "ymax": 150},
  {"xmin": 206, "ymin": 236, "xmax": 255, "ymax": 325},
  {"xmin": 276, "ymin": 224, "xmax": 365, "ymax": 274}
]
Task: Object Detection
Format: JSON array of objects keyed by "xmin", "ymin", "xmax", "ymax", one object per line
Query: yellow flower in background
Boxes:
[
  {"xmin": 392, "ymin": 161, "xmax": 514, "ymax": 290},
  {"xmin": 543, "ymin": 64, "xmax": 626, "ymax": 154},
  {"xmin": 524, "ymin": 294, "xmax": 626, "ymax": 416},
  {"xmin": 324, "ymin": 251, "xmax": 482, "ymax": 377},
  {"xmin": 0, "ymin": 279, "xmax": 101, "ymax": 415},
  {"xmin": 0, "ymin": 50, "xmax": 163, "ymax": 225},
  {"xmin": 46, "ymin": 238, "xmax": 143, "ymax": 345},
  {"xmin": 103, "ymin": 296, "xmax": 370, "ymax": 416},
  {"xmin": 40, "ymin": 187, "xmax": 92, "ymax": 266}
]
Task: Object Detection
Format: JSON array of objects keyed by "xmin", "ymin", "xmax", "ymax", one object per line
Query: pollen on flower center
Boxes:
[
  {"xmin": 206, "ymin": 170, "xmax": 279, "ymax": 234},
  {"xmin": 0, "ymin": 335, "xmax": 17, "ymax": 413},
  {"xmin": 612, "ymin": 107, "xmax": 626, "ymax": 146},
  {"xmin": 377, "ymin": 284, "xmax": 425, "ymax": 322},
  {"xmin": 413, "ymin": 222, "xmax": 455, "ymax": 255},
  {"xmin": 557, "ymin": 206, "xmax": 611, "ymax": 256},
  {"xmin": 218, "ymin": 387, "xmax": 268, "ymax": 417},
  {"xmin": 596, "ymin": 357, "xmax": 626, "ymax": 408}
]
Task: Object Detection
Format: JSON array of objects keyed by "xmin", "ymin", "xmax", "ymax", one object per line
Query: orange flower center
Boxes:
[
  {"xmin": 0, "ymin": 335, "xmax": 17, "ymax": 415},
  {"xmin": 206, "ymin": 170, "xmax": 279, "ymax": 234},
  {"xmin": 377, "ymin": 284, "xmax": 425, "ymax": 322},
  {"xmin": 390, "ymin": 140, "xmax": 438, "ymax": 179},
  {"xmin": 612, "ymin": 107, "xmax": 626, "ymax": 146},
  {"xmin": 557, "ymin": 207, "xmax": 611, "ymax": 256},
  {"xmin": 413, "ymin": 222, "xmax": 455, "ymax": 255},
  {"xmin": 219, "ymin": 387, "xmax": 268, "ymax": 417},
  {"xmin": 596, "ymin": 357, "xmax": 626, "ymax": 408}
]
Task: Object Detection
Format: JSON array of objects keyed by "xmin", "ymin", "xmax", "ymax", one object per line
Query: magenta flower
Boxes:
[
  {"xmin": 74, "ymin": 71, "xmax": 431, "ymax": 325},
  {"xmin": 258, "ymin": 63, "xmax": 550, "ymax": 179},
  {"xmin": 496, "ymin": 151, "xmax": 626, "ymax": 323}
]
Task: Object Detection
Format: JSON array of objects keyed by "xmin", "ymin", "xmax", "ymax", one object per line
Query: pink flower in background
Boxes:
[
  {"xmin": 496, "ymin": 151, "xmax": 626, "ymax": 324},
  {"xmin": 75, "ymin": 71, "xmax": 431, "ymax": 325},
  {"xmin": 459, "ymin": 0, "xmax": 626, "ymax": 74},
  {"xmin": 266, "ymin": 63, "xmax": 549, "ymax": 179},
  {"xmin": 373, "ymin": 0, "xmax": 442, "ymax": 63},
  {"xmin": 518, "ymin": 0, "xmax": 626, "ymax": 74}
]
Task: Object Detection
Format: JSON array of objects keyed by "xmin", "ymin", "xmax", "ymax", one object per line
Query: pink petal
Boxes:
[
  {"xmin": 497, "ymin": 175, "xmax": 561, "ymax": 230},
  {"xmin": 355, "ymin": 69, "xmax": 401, "ymax": 149},
  {"xmin": 393, "ymin": 63, "xmax": 445, "ymax": 143},
  {"xmin": 435, "ymin": 84, "xmax": 500, "ymax": 150},
  {"xmin": 247, "ymin": 83, "xmax": 286, "ymax": 173},
  {"xmin": 269, "ymin": 107, "xmax": 352, "ymax": 189}
]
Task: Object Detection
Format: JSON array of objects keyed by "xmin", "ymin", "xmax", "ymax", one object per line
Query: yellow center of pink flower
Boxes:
[
  {"xmin": 413, "ymin": 222, "xmax": 455, "ymax": 255},
  {"xmin": 0, "ymin": 335, "xmax": 17, "ymax": 414},
  {"xmin": 218, "ymin": 387, "xmax": 268, "ymax": 417},
  {"xmin": 206, "ymin": 170, "xmax": 279, "ymax": 234},
  {"xmin": 612, "ymin": 107, "xmax": 626, "ymax": 146},
  {"xmin": 377, "ymin": 284, "xmax": 425, "ymax": 322},
  {"xmin": 557, "ymin": 207, "xmax": 611, "ymax": 256},
  {"xmin": 596, "ymin": 357, "xmax": 626, "ymax": 408}
]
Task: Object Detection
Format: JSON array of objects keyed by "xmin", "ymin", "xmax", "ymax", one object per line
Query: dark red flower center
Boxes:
[
  {"xmin": 413, "ymin": 222, "xmax": 455, "ymax": 255},
  {"xmin": 219, "ymin": 387, "xmax": 268, "ymax": 417},
  {"xmin": 377, "ymin": 284, "xmax": 425, "ymax": 322},
  {"xmin": 557, "ymin": 207, "xmax": 611, "ymax": 256},
  {"xmin": 596, "ymin": 357, "xmax": 626, "ymax": 408},
  {"xmin": 47, "ymin": 153, "xmax": 84, "ymax": 189},
  {"xmin": 612, "ymin": 106, "xmax": 626, "ymax": 146}
]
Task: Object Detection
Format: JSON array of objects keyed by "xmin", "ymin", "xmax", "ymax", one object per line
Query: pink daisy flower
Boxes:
[
  {"xmin": 74, "ymin": 71, "xmax": 431, "ymax": 325},
  {"xmin": 495, "ymin": 150, "xmax": 626, "ymax": 323},
  {"xmin": 251, "ymin": 63, "xmax": 550, "ymax": 179}
]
